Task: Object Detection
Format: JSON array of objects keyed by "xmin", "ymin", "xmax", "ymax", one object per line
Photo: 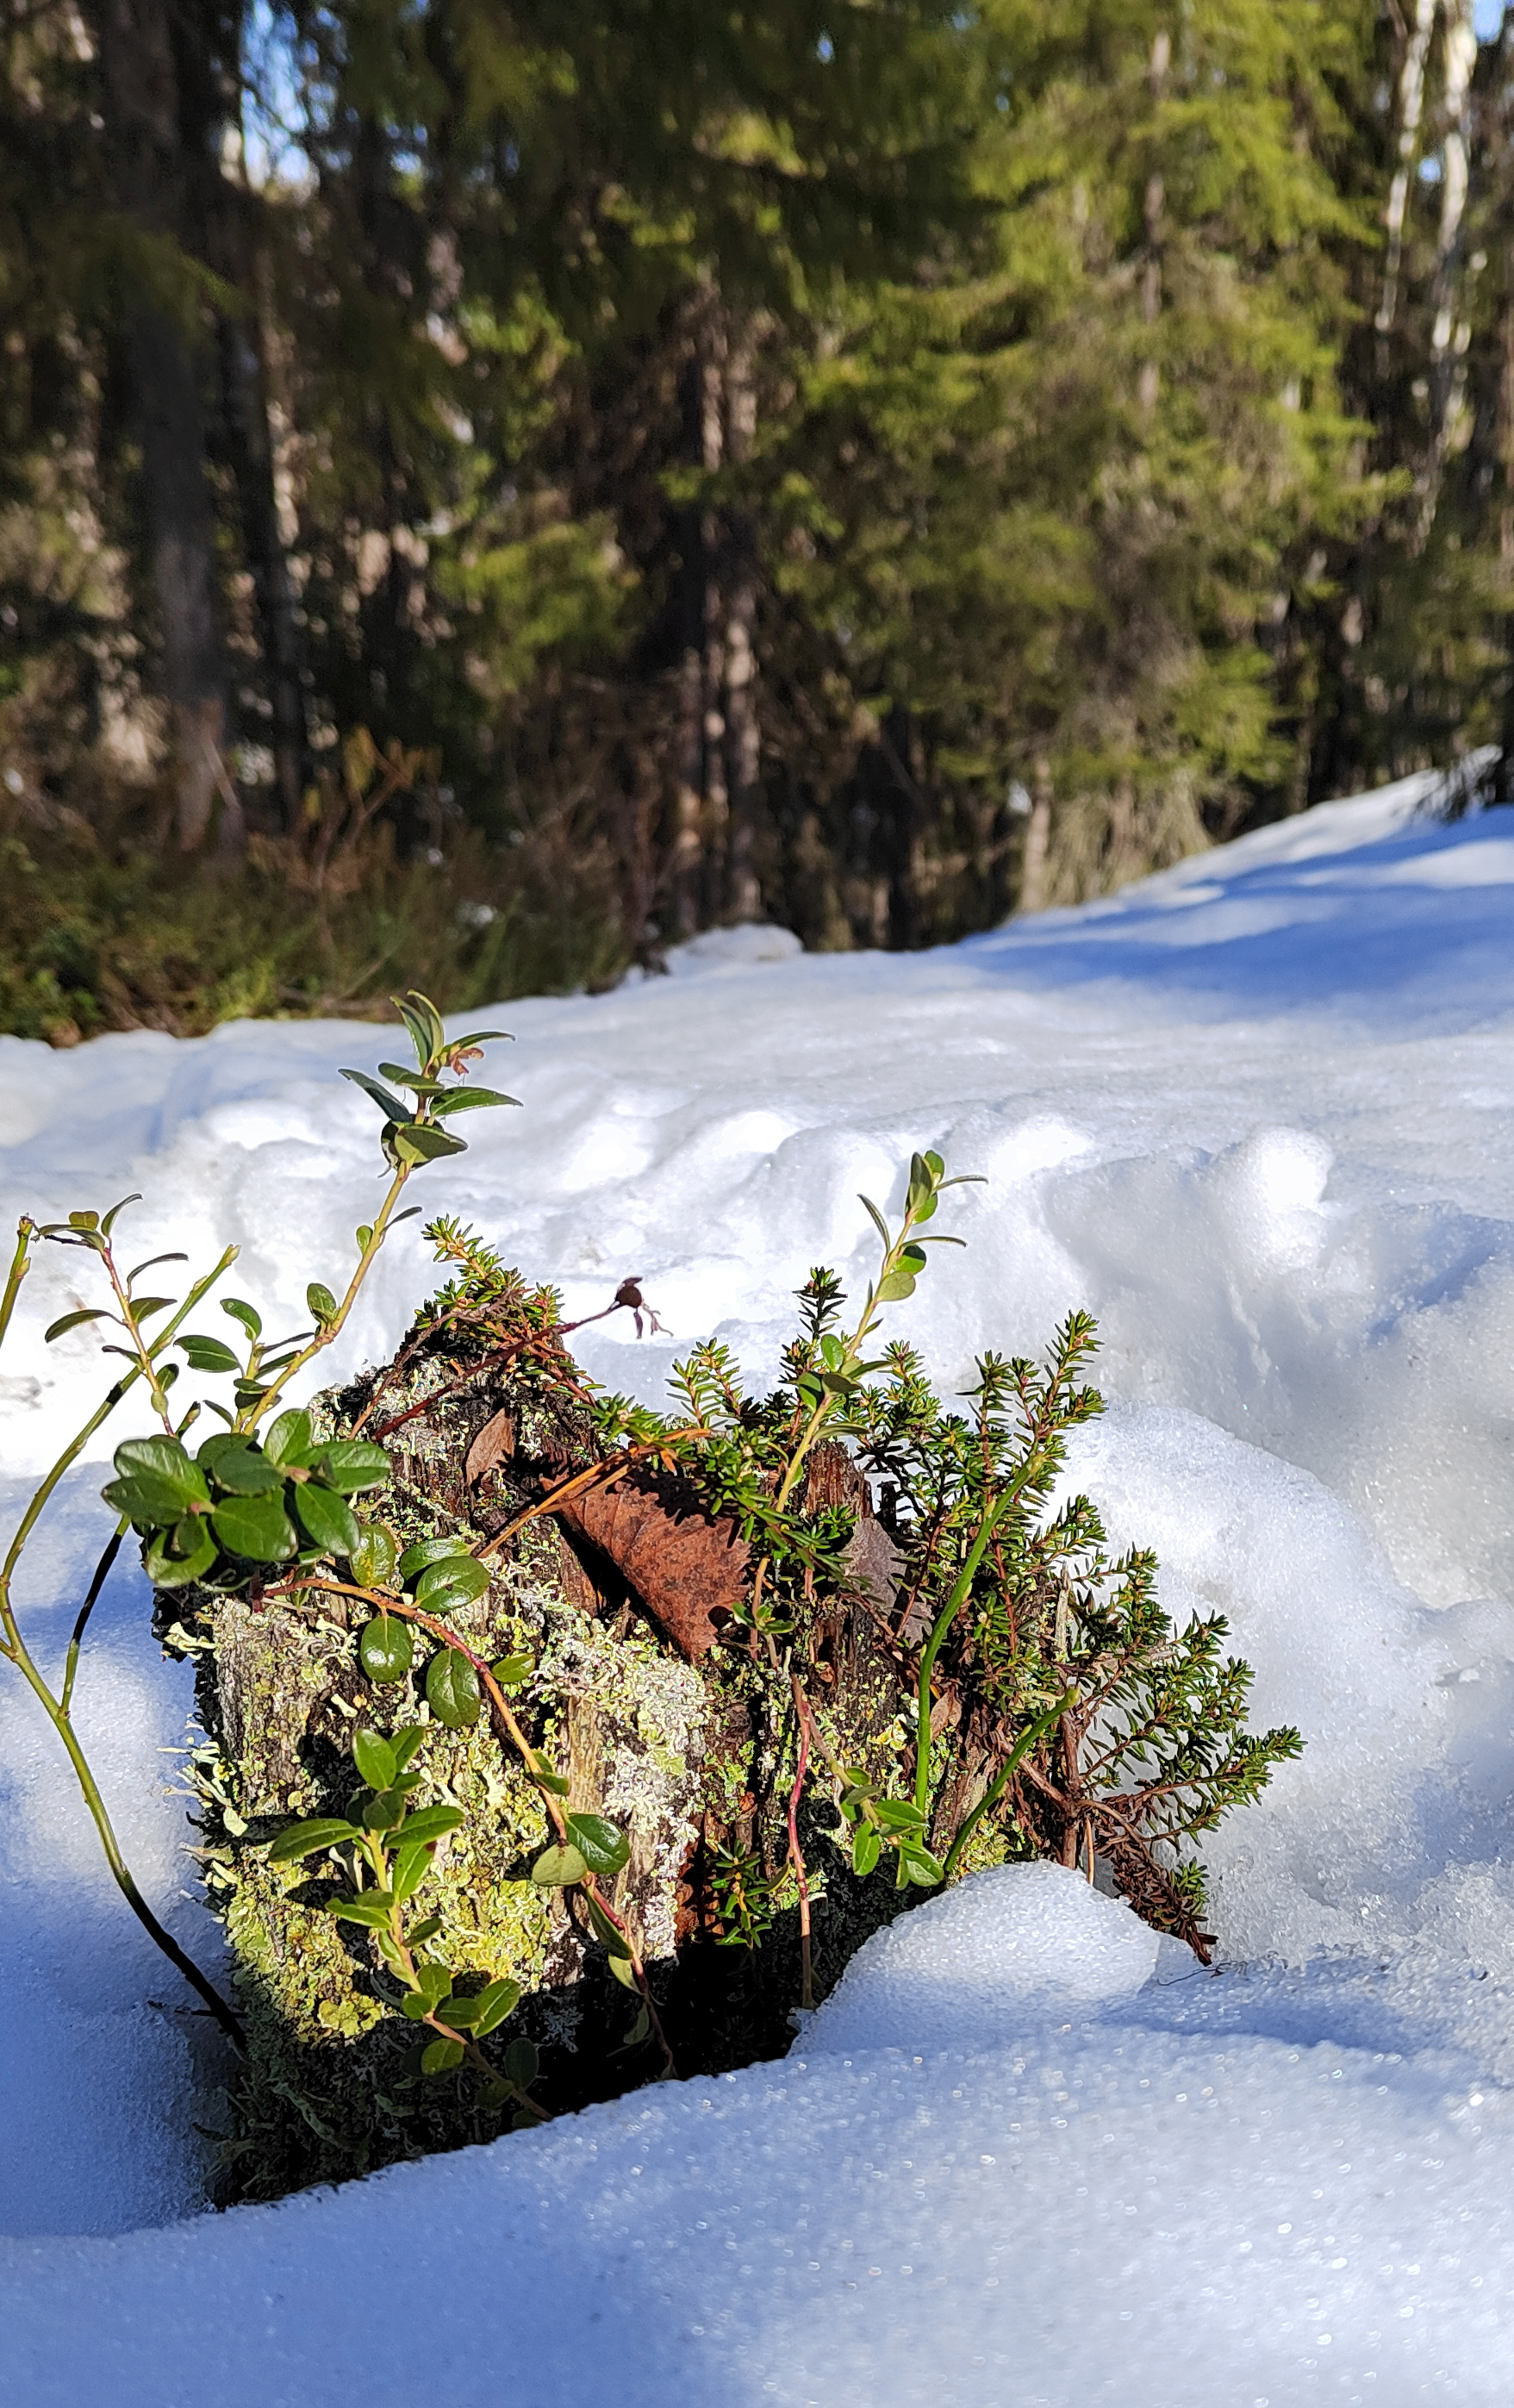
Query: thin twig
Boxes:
[{"xmin": 788, "ymin": 1675, "xmax": 815, "ymax": 2012}]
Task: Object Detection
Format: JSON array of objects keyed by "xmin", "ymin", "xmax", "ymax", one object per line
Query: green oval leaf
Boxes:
[
  {"xmin": 425, "ymin": 1648, "xmax": 482, "ymax": 1728},
  {"xmin": 264, "ymin": 1408, "xmax": 315, "ymax": 1469},
  {"xmin": 267, "ymin": 1817, "xmax": 360, "ymax": 1865},
  {"xmin": 438, "ymin": 1991, "xmax": 485, "ymax": 2028},
  {"xmin": 584, "ymin": 1891, "xmax": 632, "ymax": 1956},
  {"xmin": 358, "ymin": 1615, "xmax": 414, "ymax": 1682},
  {"xmin": 414, "ymin": 1553, "xmax": 490, "ymax": 1610},
  {"xmin": 143, "ymin": 1519, "xmax": 218, "ymax": 1589},
  {"xmin": 899, "ymin": 1842, "xmax": 944, "ymax": 1888},
  {"xmin": 391, "ymin": 1725, "xmax": 426, "ymax": 1772},
  {"xmin": 315, "ymin": 1439, "xmax": 393, "ymax": 1495},
  {"xmin": 113, "ymin": 1435, "xmax": 208, "ymax": 1509},
  {"xmin": 45, "ymin": 1309, "xmax": 110, "ymax": 1343},
  {"xmin": 349, "ymin": 1522, "xmax": 399, "ymax": 1588},
  {"xmin": 307, "ymin": 1282, "xmax": 339, "ymax": 1326},
  {"xmin": 391, "ymin": 1843, "xmax": 433, "ymax": 1903},
  {"xmin": 397, "ymin": 1536, "xmax": 469, "ymax": 1579},
  {"xmin": 293, "ymin": 1481, "xmax": 361, "ymax": 1558},
  {"xmin": 502, "ymin": 2036, "xmax": 539, "ymax": 2089},
  {"xmin": 208, "ymin": 1442, "xmax": 284, "ymax": 1496},
  {"xmin": 421, "ymin": 2036, "xmax": 465, "ymax": 2074},
  {"xmin": 852, "ymin": 1825, "xmax": 882, "ymax": 1878},
  {"xmin": 103, "ymin": 1472, "xmax": 193, "ymax": 1526},
  {"xmin": 178, "ymin": 1334, "xmax": 240, "ymax": 1374},
  {"xmin": 530, "ymin": 1842, "xmax": 589, "ymax": 1887},
  {"xmin": 340, "ymin": 1065, "xmax": 411, "ymax": 1120},
  {"xmin": 525, "ymin": 1749, "xmax": 570, "ymax": 1796},
  {"xmin": 209, "ymin": 1491, "xmax": 297, "ymax": 1563},
  {"xmin": 389, "ymin": 1811, "xmax": 459, "ymax": 1839},
  {"xmin": 875, "ymin": 1271, "xmax": 917, "ymax": 1303},
  {"xmin": 427, "ymin": 1086, "xmax": 520, "ymax": 1117},
  {"xmin": 564, "ymin": 1812, "xmax": 631, "ymax": 1877},
  {"xmin": 470, "ymin": 1977, "xmax": 521, "ymax": 2037},
  {"xmin": 329, "ymin": 1892, "xmax": 396, "ymax": 1928},
  {"xmin": 352, "ymin": 1729, "xmax": 396, "ymax": 1791},
  {"xmin": 391, "ymin": 1120, "xmax": 467, "ymax": 1163}
]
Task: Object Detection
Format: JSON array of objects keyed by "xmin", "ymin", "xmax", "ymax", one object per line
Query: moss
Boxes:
[{"xmin": 165, "ymin": 1316, "xmax": 929, "ymax": 2204}]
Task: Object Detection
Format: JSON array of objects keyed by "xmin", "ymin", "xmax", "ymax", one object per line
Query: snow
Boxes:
[
  {"xmin": 801, "ymin": 1862, "xmax": 1163, "ymax": 2051},
  {"xmin": 6, "ymin": 766, "xmax": 1514, "ymax": 2399}
]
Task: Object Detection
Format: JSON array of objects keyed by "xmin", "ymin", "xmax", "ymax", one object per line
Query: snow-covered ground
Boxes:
[{"xmin": 5, "ymin": 765, "xmax": 1514, "ymax": 2403}]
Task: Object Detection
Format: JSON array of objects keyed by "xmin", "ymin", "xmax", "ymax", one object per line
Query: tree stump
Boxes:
[{"xmin": 171, "ymin": 1326, "xmax": 926, "ymax": 2201}]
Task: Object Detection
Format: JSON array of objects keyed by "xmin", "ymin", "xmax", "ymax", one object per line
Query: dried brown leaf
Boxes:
[
  {"xmin": 464, "ymin": 1407, "xmax": 516, "ymax": 1487},
  {"xmin": 556, "ymin": 1469, "xmax": 749, "ymax": 1660}
]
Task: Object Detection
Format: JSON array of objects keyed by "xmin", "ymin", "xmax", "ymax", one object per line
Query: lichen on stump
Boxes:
[
  {"xmin": 152, "ymin": 1220, "xmax": 1298, "ymax": 2207},
  {"xmin": 168, "ymin": 1306, "xmax": 924, "ymax": 2202}
]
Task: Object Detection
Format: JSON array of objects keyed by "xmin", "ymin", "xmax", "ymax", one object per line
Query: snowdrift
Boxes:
[{"xmin": 5, "ymin": 764, "xmax": 1514, "ymax": 2404}]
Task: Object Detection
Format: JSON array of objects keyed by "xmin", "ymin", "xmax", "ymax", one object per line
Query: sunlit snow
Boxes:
[{"xmin": 5, "ymin": 763, "xmax": 1514, "ymax": 2403}]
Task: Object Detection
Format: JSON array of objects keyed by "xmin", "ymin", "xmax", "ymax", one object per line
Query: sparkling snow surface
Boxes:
[{"xmin": 6, "ymin": 767, "xmax": 1514, "ymax": 2402}]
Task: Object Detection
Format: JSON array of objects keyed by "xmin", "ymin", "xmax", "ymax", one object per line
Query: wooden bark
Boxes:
[
  {"xmin": 178, "ymin": 1341, "xmax": 922, "ymax": 2203},
  {"xmin": 217, "ymin": 241, "xmax": 309, "ymax": 831},
  {"xmin": 89, "ymin": 0, "xmax": 230, "ymax": 847},
  {"xmin": 1377, "ymin": 0, "xmax": 1437, "ymax": 350}
]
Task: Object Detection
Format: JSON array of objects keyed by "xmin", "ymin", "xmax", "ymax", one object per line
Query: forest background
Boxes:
[{"xmin": 1, "ymin": 0, "xmax": 1511, "ymax": 1039}]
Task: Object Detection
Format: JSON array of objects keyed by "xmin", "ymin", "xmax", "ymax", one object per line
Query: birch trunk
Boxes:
[
  {"xmin": 1377, "ymin": 0, "xmax": 1438, "ymax": 348},
  {"xmin": 1418, "ymin": 0, "xmax": 1480, "ymax": 547}
]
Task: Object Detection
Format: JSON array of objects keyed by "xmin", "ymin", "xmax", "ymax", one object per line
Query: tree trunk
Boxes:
[
  {"xmin": 1417, "ymin": 0, "xmax": 1480, "ymax": 550},
  {"xmin": 670, "ymin": 294, "xmax": 768, "ymax": 930},
  {"xmin": 177, "ymin": 1341, "xmax": 919, "ymax": 2204},
  {"xmin": 723, "ymin": 319, "xmax": 763, "ymax": 921},
  {"xmin": 90, "ymin": 0, "xmax": 230, "ymax": 849},
  {"xmin": 218, "ymin": 234, "xmax": 309, "ymax": 832},
  {"xmin": 670, "ymin": 302, "xmax": 713, "ymax": 939},
  {"xmin": 699, "ymin": 316, "xmax": 730, "ymax": 922},
  {"xmin": 1137, "ymin": 28, "xmax": 1169, "ymax": 415},
  {"xmin": 1019, "ymin": 755, "xmax": 1052, "ymax": 912},
  {"xmin": 1377, "ymin": 0, "xmax": 1437, "ymax": 356}
]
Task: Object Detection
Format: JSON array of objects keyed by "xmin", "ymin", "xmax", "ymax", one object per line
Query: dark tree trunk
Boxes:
[
  {"xmin": 671, "ymin": 313, "xmax": 711, "ymax": 939},
  {"xmin": 90, "ymin": 0, "xmax": 232, "ymax": 848},
  {"xmin": 218, "ymin": 242, "xmax": 309, "ymax": 832},
  {"xmin": 722, "ymin": 318, "xmax": 763, "ymax": 921}
]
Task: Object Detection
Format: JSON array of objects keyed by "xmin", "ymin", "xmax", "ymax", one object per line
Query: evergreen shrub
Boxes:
[{"xmin": 0, "ymin": 992, "xmax": 1301, "ymax": 2199}]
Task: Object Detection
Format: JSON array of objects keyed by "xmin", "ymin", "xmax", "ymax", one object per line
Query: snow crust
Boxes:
[
  {"xmin": 803, "ymin": 1862, "xmax": 1162, "ymax": 2051},
  {"xmin": 5, "ymin": 770, "xmax": 1514, "ymax": 2399}
]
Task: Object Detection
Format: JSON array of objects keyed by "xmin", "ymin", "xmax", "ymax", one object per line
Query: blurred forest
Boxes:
[{"xmin": 2, "ymin": 0, "xmax": 1513, "ymax": 1035}]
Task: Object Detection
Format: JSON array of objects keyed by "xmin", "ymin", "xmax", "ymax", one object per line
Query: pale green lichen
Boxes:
[{"xmin": 166, "ymin": 1323, "xmax": 923, "ymax": 2203}]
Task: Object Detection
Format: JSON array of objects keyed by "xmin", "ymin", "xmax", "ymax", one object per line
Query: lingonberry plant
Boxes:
[{"xmin": 0, "ymin": 988, "xmax": 1302, "ymax": 2191}]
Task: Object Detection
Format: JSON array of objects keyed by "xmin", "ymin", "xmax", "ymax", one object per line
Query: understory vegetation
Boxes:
[
  {"xmin": 0, "ymin": 995, "xmax": 1300, "ymax": 2197},
  {"xmin": 3, "ymin": 3, "xmax": 1514, "ymax": 1031}
]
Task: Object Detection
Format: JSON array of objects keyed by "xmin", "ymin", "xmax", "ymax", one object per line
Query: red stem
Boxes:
[{"xmin": 788, "ymin": 1675, "xmax": 813, "ymax": 2012}]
